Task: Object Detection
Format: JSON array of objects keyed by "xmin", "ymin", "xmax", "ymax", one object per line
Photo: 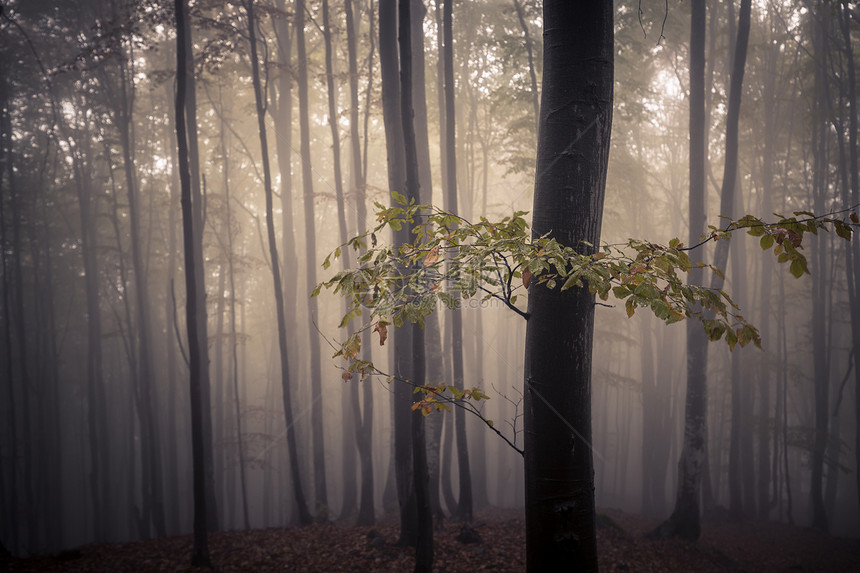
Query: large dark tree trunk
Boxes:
[
  {"xmin": 523, "ymin": 3, "xmax": 613, "ymax": 571},
  {"xmin": 174, "ymin": 0, "xmax": 210, "ymax": 565},
  {"xmin": 244, "ymin": 0, "xmax": 312, "ymax": 526}
]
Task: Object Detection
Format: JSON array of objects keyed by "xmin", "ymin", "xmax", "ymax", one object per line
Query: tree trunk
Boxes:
[
  {"xmin": 345, "ymin": 0, "xmax": 376, "ymax": 527},
  {"xmin": 113, "ymin": 41, "xmax": 166, "ymax": 538},
  {"xmin": 838, "ymin": 0, "xmax": 860, "ymax": 531},
  {"xmin": 379, "ymin": 0, "xmax": 417, "ymax": 545},
  {"xmin": 523, "ymin": 3, "xmax": 613, "ymax": 571},
  {"xmin": 294, "ymin": 0, "xmax": 328, "ymax": 517},
  {"xmin": 398, "ymin": 2, "xmax": 433, "ymax": 569},
  {"xmin": 217, "ymin": 97, "xmax": 251, "ymax": 531},
  {"xmin": 179, "ymin": 3, "xmax": 220, "ymax": 531},
  {"xmin": 660, "ymin": 0, "xmax": 750, "ymax": 540},
  {"xmin": 441, "ymin": 0, "xmax": 472, "ymax": 524},
  {"xmin": 174, "ymin": 0, "xmax": 211, "ymax": 564},
  {"xmin": 320, "ymin": 0, "xmax": 359, "ymax": 520},
  {"xmin": 244, "ymin": 0, "xmax": 313, "ymax": 526},
  {"xmin": 809, "ymin": 4, "xmax": 831, "ymax": 532},
  {"xmin": 511, "ymin": 0, "xmax": 539, "ymax": 137}
]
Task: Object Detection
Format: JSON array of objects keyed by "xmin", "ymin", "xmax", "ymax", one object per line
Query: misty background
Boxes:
[{"xmin": 0, "ymin": 0, "xmax": 858, "ymax": 557}]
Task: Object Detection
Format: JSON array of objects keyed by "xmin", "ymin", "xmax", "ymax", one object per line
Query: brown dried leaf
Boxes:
[
  {"xmin": 374, "ymin": 322, "xmax": 388, "ymax": 346},
  {"xmin": 423, "ymin": 244, "xmax": 440, "ymax": 266}
]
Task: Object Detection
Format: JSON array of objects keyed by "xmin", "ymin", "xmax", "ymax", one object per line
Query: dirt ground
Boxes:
[{"xmin": 3, "ymin": 507, "xmax": 859, "ymax": 572}]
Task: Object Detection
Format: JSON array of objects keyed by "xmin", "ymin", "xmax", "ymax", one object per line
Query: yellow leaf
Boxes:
[{"xmin": 591, "ymin": 252, "xmax": 608, "ymax": 261}]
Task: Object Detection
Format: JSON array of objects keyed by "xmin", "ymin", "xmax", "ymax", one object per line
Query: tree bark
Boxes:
[
  {"xmin": 345, "ymin": 0, "xmax": 376, "ymax": 527},
  {"xmin": 398, "ymin": 2, "xmax": 433, "ymax": 568},
  {"xmin": 174, "ymin": 0, "xmax": 210, "ymax": 564},
  {"xmin": 660, "ymin": 0, "xmax": 750, "ymax": 540},
  {"xmin": 245, "ymin": 0, "xmax": 312, "ymax": 525},
  {"xmin": 523, "ymin": 3, "xmax": 613, "ymax": 571},
  {"xmin": 295, "ymin": 0, "xmax": 329, "ymax": 517},
  {"xmin": 379, "ymin": 0, "xmax": 417, "ymax": 545}
]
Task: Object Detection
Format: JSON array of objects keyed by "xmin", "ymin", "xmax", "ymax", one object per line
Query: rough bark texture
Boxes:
[{"xmin": 523, "ymin": 3, "xmax": 613, "ymax": 571}]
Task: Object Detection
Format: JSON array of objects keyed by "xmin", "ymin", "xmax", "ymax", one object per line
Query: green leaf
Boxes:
[
  {"xmin": 726, "ymin": 327, "xmax": 738, "ymax": 351},
  {"xmin": 625, "ymin": 297, "xmax": 636, "ymax": 318},
  {"xmin": 835, "ymin": 221, "xmax": 852, "ymax": 241},
  {"xmin": 391, "ymin": 190, "xmax": 408, "ymax": 205},
  {"xmin": 651, "ymin": 300, "xmax": 671, "ymax": 320},
  {"xmin": 759, "ymin": 233, "xmax": 774, "ymax": 250},
  {"xmin": 789, "ymin": 257, "xmax": 807, "ymax": 278},
  {"xmin": 612, "ymin": 285, "xmax": 631, "ymax": 299}
]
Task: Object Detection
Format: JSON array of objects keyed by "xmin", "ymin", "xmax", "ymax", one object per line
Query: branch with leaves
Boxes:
[{"xmin": 313, "ymin": 194, "xmax": 858, "ymax": 449}]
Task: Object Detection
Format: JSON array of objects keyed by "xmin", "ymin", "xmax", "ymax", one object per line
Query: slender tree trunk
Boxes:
[
  {"xmin": 176, "ymin": 5, "xmax": 220, "ymax": 532},
  {"xmin": 174, "ymin": 0, "xmax": 210, "ymax": 564},
  {"xmin": 294, "ymin": 0, "xmax": 328, "ymax": 517},
  {"xmin": 271, "ymin": 0, "xmax": 298, "ymax": 373},
  {"xmin": 441, "ymin": 0, "xmax": 472, "ymax": 523},
  {"xmin": 115, "ymin": 59, "xmax": 167, "ymax": 540},
  {"xmin": 245, "ymin": 0, "xmax": 313, "ymax": 526},
  {"xmin": 660, "ymin": 0, "xmax": 750, "ymax": 540},
  {"xmin": 523, "ymin": 3, "xmax": 613, "ymax": 571},
  {"xmin": 320, "ymin": 0, "xmax": 358, "ymax": 520},
  {"xmin": 163, "ymin": 77, "xmax": 183, "ymax": 536},
  {"xmin": 0, "ymin": 79, "xmax": 21, "ymax": 554},
  {"xmin": 838, "ymin": 0, "xmax": 860, "ymax": 530},
  {"xmin": 809, "ymin": 6, "xmax": 831, "ymax": 532},
  {"xmin": 379, "ymin": 0, "xmax": 417, "ymax": 545},
  {"xmin": 218, "ymin": 102, "xmax": 251, "ymax": 531},
  {"xmin": 512, "ymin": 0, "xmax": 539, "ymax": 137},
  {"xmin": 346, "ymin": 0, "xmax": 376, "ymax": 527}
]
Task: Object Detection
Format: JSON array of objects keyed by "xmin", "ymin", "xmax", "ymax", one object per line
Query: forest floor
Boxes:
[{"xmin": 3, "ymin": 506, "xmax": 859, "ymax": 572}]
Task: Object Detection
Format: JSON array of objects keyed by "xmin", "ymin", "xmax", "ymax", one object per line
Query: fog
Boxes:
[{"xmin": 0, "ymin": 0, "xmax": 858, "ymax": 562}]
